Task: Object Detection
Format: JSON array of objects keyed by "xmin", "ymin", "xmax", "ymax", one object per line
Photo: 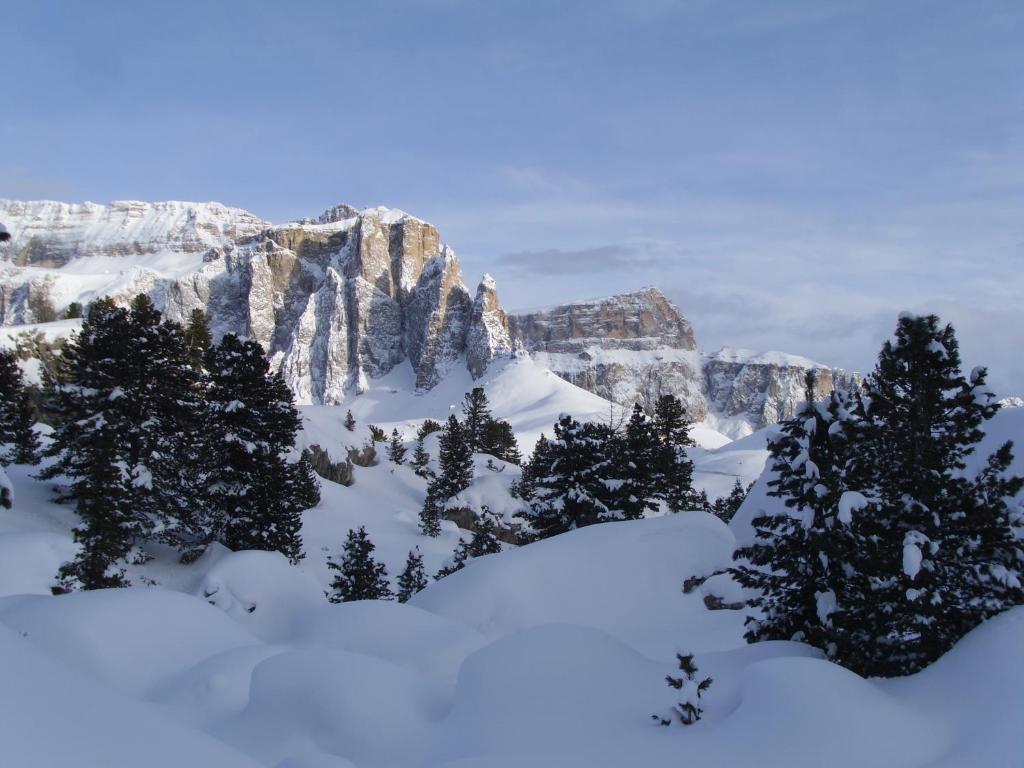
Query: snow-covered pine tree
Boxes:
[
  {"xmin": 511, "ymin": 432, "xmax": 552, "ymax": 502},
  {"xmin": 516, "ymin": 414, "xmax": 618, "ymax": 540},
  {"xmin": 40, "ymin": 299, "xmax": 145, "ymax": 589},
  {"xmin": 840, "ymin": 314, "xmax": 1023, "ymax": 676},
  {"xmin": 387, "ymin": 428, "xmax": 407, "ymax": 464},
  {"xmin": 0, "ymin": 348, "xmax": 39, "ymax": 465},
  {"xmin": 434, "ymin": 415, "xmax": 474, "ymax": 499},
  {"xmin": 461, "ymin": 387, "xmax": 492, "ymax": 453},
  {"xmin": 652, "ymin": 394, "xmax": 696, "ymax": 512},
  {"xmin": 653, "ymin": 653, "xmax": 713, "ymax": 726},
  {"xmin": 614, "ymin": 403, "xmax": 668, "ymax": 520},
  {"xmin": 203, "ymin": 333, "xmax": 313, "ymax": 563},
  {"xmin": 344, "ymin": 410, "xmax": 356, "ymax": 431},
  {"xmin": 730, "ymin": 371, "xmax": 863, "ymax": 661},
  {"xmin": 468, "ymin": 505, "xmax": 503, "ymax": 557},
  {"xmin": 327, "ymin": 526, "xmax": 392, "ymax": 602},
  {"xmin": 434, "ymin": 538, "xmax": 471, "ymax": 579},
  {"xmin": 182, "ymin": 308, "xmax": 212, "ymax": 370},
  {"xmin": 419, "ymin": 488, "xmax": 443, "ymax": 537},
  {"xmin": 410, "ymin": 435, "xmax": 432, "ymax": 478},
  {"xmin": 396, "ymin": 547, "xmax": 429, "ymax": 602},
  {"xmin": 712, "ymin": 479, "xmax": 751, "ymax": 523}
]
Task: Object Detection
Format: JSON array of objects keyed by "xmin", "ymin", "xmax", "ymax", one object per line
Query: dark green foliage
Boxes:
[
  {"xmin": 516, "ymin": 414, "xmax": 619, "ymax": 540},
  {"xmin": 419, "ymin": 488, "xmax": 443, "ymax": 537},
  {"xmin": 368, "ymin": 424, "xmax": 386, "ymax": 443},
  {"xmin": 344, "ymin": 410, "xmax": 356, "ymax": 431},
  {"xmin": 433, "ymin": 415, "xmax": 474, "ymax": 499},
  {"xmin": 653, "ymin": 394, "xmax": 694, "ymax": 449},
  {"xmin": 327, "ymin": 526, "xmax": 392, "ymax": 602},
  {"xmin": 410, "ymin": 435, "xmax": 432, "ymax": 478},
  {"xmin": 183, "ymin": 309, "xmax": 212, "ymax": 370},
  {"xmin": 730, "ymin": 372, "xmax": 862, "ymax": 661},
  {"xmin": 615, "ymin": 404, "xmax": 671, "ymax": 520},
  {"xmin": 397, "ymin": 547, "xmax": 429, "ymax": 602},
  {"xmin": 40, "ymin": 296, "xmax": 202, "ymax": 589},
  {"xmin": 836, "ymin": 314, "xmax": 1023, "ymax": 676},
  {"xmin": 0, "ymin": 349, "xmax": 39, "ymax": 465},
  {"xmin": 480, "ymin": 417, "xmax": 522, "ymax": 465},
  {"xmin": 387, "ymin": 428, "xmax": 407, "ymax": 464},
  {"xmin": 651, "ymin": 394, "xmax": 696, "ymax": 512},
  {"xmin": 711, "ymin": 479, "xmax": 751, "ymax": 523},
  {"xmin": 293, "ymin": 455, "xmax": 322, "ymax": 510},
  {"xmin": 461, "ymin": 387, "xmax": 492, "ymax": 452},
  {"xmin": 417, "ymin": 419, "xmax": 443, "ymax": 438},
  {"xmin": 653, "ymin": 653, "xmax": 712, "ymax": 726},
  {"xmin": 63, "ymin": 302, "xmax": 84, "ymax": 320},
  {"xmin": 203, "ymin": 333, "xmax": 313, "ymax": 563}
]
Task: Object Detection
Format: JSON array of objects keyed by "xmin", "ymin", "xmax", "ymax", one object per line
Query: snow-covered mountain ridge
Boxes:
[{"xmin": 0, "ymin": 199, "xmax": 858, "ymax": 431}]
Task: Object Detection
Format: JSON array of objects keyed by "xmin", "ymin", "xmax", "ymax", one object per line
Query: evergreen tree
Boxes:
[
  {"xmin": 653, "ymin": 394, "xmax": 694, "ymax": 449},
  {"xmin": 837, "ymin": 314, "xmax": 1023, "ymax": 676},
  {"xmin": 480, "ymin": 417, "xmax": 522, "ymax": 464},
  {"xmin": 40, "ymin": 296, "xmax": 203, "ymax": 588},
  {"xmin": 183, "ymin": 309, "xmax": 212, "ymax": 370},
  {"xmin": 0, "ymin": 349, "xmax": 39, "ymax": 465},
  {"xmin": 63, "ymin": 302, "xmax": 84, "ymax": 320},
  {"xmin": 614, "ymin": 403, "xmax": 668, "ymax": 520},
  {"xmin": 712, "ymin": 479, "xmax": 751, "ymax": 523},
  {"xmin": 461, "ymin": 387, "xmax": 492, "ymax": 452},
  {"xmin": 387, "ymin": 428, "xmax": 407, "ymax": 464},
  {"xmin": 730, "ymin": 372, "xmax": 863, "ymax": 661},
  {"xmin": 653, "ymin": 653, "xmax": 713, "ymax": 726},
  {"xmin": 344, "ymin": 410, "xmax": 356, "ymax": 431},
  {"xmin": 203, "ymin": 333, "xmax": 312, "ymax": 563},
  {"xmin": 396, "ymin": 547, "xmax": 429, "ymax": 602},
  {"xmin": 517, "ymin": 415, "xmax": 618, "ymax": 539},
  {"xmin": 327, "ymin": 526, "xmax": 392, "ymax": 602},
  {"xmin": 512, "ymin": 433, "xmax": 553, "ymax": 502},
  {"xmin": 434, "ymin": 415, "xmax": 474, "ymax": 499},
  {"xmin": 410, "ymin": 435, "xmax": 432, "ymax": 478},
  {"xmin": 468, "ymin": 506, "xmax": 503, "ymax": 557},
  {"xmin": 293, "ymin": 455, "xmax": 322, "ymax": 511},
  {"xmin": 419, "ymin": 489, "xmax": 443, "ymax": 537},
  {"xmin": 435, "ymin": 537, "xmax": 471, "ymax": 579}
]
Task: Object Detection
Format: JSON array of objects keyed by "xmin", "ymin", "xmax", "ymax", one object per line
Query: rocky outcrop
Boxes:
[
  {"xmin": 508, "ymin": 287, "xmax": 708, "ymax": 418},
  {"xmin": 466, "ymin": 275, "xmax": 514, "ymax": 379},
  {"xmin": 0, "ymin": 200, "xmax": 509, "ymax": 402},
  {"xmin": 704, "ymin": 348, "xmax": 862, "ymax": 432},
  {"xmin": 0, "ymin": 198, "xmax": 862, "ymax": 432}
]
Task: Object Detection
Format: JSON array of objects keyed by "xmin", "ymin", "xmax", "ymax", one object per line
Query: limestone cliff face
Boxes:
[
  {"xmin": 0, "ymin": 198, "xmax": 861, "ymax": 430},
  {"xmin": 703, "ymin": 348, "xmax": 862, "ymax": 431},
  {"xmin": 508, "ymin": 288, "xmax": 709, "ymax": 419},
  {"xmin": 0, "ymin": 200, "xmax": 504, "ymax": 402}
]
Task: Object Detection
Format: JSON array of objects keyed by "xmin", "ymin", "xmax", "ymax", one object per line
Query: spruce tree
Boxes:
[
  {"xmin": 387, "ymin": 428, "xmax": 407, "ymax": 464},
  {"xmin": 203, "ymin": 333, "xmax": 313, "ymax": 563},
  {"xmin": 480, "ymin": 418, "xmax": 522, "ymax": 464},
  {"xmin": 327, "ymin": 526, "xmax": 392, "ymax": 602},
  {"xmin": 63, "ymin": 302, "xmax": 84, "ymax": 320},
  {"xmin": 461, "ymin": 387, "xmax": 492, "ymax": 452},
  {"xmin": 419, "ymin": 488, "xmax": 443, "ymax": 537},
  {"xmin": 468, "ymin": 505, "xmax": 503, "ymax": 557},
  {"xmin": 712, "ymin": 479, "xmax": 750, "ymax": 523},
  {"xmin": 652, "ymin": 394, "xmax": 696, "ymax": 512},
  {"xmin": 41, "ymin": 296, "xmax": 203, "ymax": 588},
  {"xmin": 838, "ymin": 314, "xmax": 1023, "ymax": 676},
  {"xmin": 397, "ymin": 547, "xmax": 429, "ymax": 602},
  {"xmin": 653, "ymin": 394, "xmax": 694, "ymax": 449},
  {"xmin": 410, "ymin": 435, "xmax": 432, "ymax": 478},
  {"xmin": 183, "ymin": 308, "xmax": 212, "ymax": 370},
  {"xmin": 653, "ymin": 654, "xmax": 713, "ymax": 726},
  {"xmin": 344, "ymin": 410, "xmax": 356, "ymax": 431},
  {"xmin": 614, "ymin": 403, "xmax": 667, "ymax": 520},
  {"xmin": 0, "ymin": 349, "xmax": 39, "ymax": 465},
  {"xmin": 434, "ymin": 415, "xmax": 474, "ymax": 499},
  {"xmin": 435, "ymin": 537, "xmax": 471, "ymax": 579},
  {"xmin": 730, "ymin": 372, "xmax": 863, "ymax": 661},
  {"xmin": 517, "ymin": 414, "xmax": 618, "ymax": 539}
]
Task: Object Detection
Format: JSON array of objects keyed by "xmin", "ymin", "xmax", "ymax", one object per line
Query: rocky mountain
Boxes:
[{"xmin": 0, "ymin": 198, "xmax": 860, "ymax": 431}]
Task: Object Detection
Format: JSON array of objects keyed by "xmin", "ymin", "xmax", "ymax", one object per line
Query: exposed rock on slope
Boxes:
[
  {"xmin": 0, "ymin": 198, "xmax": 860, "ymax": 430},
  {"xmin": 508, "ymin": 288, "xmax": 708, "ymax": 419},
  {"xmin": 704, "ymin": 348, "xmax": 862, "ymax": 433}
]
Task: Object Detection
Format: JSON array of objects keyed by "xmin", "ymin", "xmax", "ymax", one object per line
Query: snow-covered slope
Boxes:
[{"xmin": 1, "ymin": 452, "xmax": 1021, "ymax": 766}]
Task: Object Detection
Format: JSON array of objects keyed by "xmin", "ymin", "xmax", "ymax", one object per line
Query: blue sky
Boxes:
[{"xmin": 3, "ymin": 0, "xmax": 1023, "ymax": 393}]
